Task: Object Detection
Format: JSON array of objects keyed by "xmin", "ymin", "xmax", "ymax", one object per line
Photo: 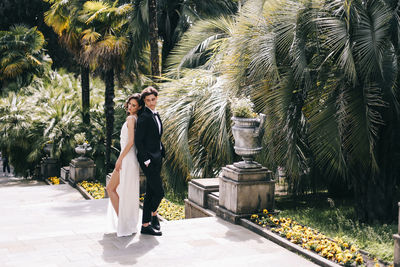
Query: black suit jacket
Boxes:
[{"xmin": 135, "ymin": 107, "xmax": 165, "ymax": 166}]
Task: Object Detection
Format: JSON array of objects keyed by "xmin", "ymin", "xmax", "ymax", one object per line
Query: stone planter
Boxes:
[
  {"xmin": 68, "ymin": 143, "xmax": 95, "ymax": 185},
  {"xmin": 43, "ymin": 143, "xmax": 53, "ymax": 158},
  {"xmin": 74, "ymin": 143, "xmax": 92, "ymax": 159},
  {"xmin": 217, "ymin": 113, "xmax": 275, "ymax": 224},
  {"xmin": 231, "ymin": 114, "xmax": 266, "ymax": 169}
]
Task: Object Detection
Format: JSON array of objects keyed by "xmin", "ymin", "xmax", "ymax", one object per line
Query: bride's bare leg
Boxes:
[{"xmin": 106, "ymin": 170, "xmax": 120, "ymax": 216}]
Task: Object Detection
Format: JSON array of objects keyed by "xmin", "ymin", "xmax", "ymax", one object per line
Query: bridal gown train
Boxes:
[{"xmin": 106, "ymin": 119, "xmax": 140, "ymax": 237}]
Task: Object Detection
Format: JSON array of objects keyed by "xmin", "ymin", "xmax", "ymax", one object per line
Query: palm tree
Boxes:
[
  {"xmin": 0, "ymin": 25, "xmax": 50, "ymax": 93},
  {"xmin": 44, "ymin": 0, "xmax": 91, "ymax": 124},
  {"xmin": 158, "ymin": 69, "xmax": 234, "ymax": 194},
  {"xmin": 126, "ymin": 0, "xmax": 238, "ymax": 76},
  {"xmin": 0, "ymin": 70, "xmax": 81, "ymax": 176},
  {"xmin": 78, "ymin": 0, "xmax": 132, "ymax": 173},
  {"xmin": 148, "ymin": 0, "xmax": 160, "ymax": 79},
  {"xmin": 164, "ymin": 0, "xmax": 400, "ymax": 222}
]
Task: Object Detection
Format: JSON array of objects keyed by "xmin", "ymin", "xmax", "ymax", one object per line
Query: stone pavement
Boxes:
[{"xmin": 0, "ymin": 174, "xmax": 318, "ymax": 267}]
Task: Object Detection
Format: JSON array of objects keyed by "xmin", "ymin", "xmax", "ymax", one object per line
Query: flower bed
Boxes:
[
  {"xmin": 139, "ymin": 194, "xmax": 185, "ymax": 221},
  {"xmin": 250, "ymin": 209, "xmax": 366, "ymax": 266},
  {"xmin": 158, "ymin": 199, "xmax": 185, "ymax": 221},
  {"xmin": 46, "ymin": 176, "xmax": 62, "ymax": 185},
  {"xmin": 77, "ymin": 180, "xmax": 105, "ymax": 199}
]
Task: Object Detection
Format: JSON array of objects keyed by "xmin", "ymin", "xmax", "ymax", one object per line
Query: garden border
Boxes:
[
  {"xmin": 44, "ymin": 178, "xmax": 65, "ymax": 185},
  {"xmin": 76, "ymin": 183, "xmax": 94, "ymax": 200},
  {"xmin": 239, "ymin": 218, "xmax": 341, "ymax": 267}
]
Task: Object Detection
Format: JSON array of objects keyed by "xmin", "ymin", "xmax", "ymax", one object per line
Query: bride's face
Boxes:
[{"xmin": 128, "ymin": 99, "xmax": 140, "ymax": 115}]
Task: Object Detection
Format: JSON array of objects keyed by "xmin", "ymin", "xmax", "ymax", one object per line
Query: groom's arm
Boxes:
[{"xmin": 135, "ymin": 115, "xmax": 150, "ymax": 164}]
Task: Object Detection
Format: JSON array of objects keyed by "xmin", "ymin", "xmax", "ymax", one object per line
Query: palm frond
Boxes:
[{"xmin": 166, "ymin": 17, "xmax": 234, "ymax": 73}]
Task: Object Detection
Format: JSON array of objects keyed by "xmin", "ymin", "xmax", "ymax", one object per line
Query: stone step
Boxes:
[{"xmin": 207, "ymin": 191, "xmax": 219, "ymax": 213}]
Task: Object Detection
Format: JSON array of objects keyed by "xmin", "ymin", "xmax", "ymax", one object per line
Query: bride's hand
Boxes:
[{"xmin": 115, "ymin": 159, "xmax": 122, "ymax": 172}]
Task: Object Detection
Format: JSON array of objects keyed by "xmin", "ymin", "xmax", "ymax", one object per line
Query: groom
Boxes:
[{"xmin": 135, "ymin": 86, "xmax": 165, "ymax": 236}]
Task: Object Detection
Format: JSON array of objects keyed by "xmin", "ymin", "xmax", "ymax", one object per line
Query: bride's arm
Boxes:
[{"xmin": 114, "ymin": 116, "xmax": 136, "ymax": 171}]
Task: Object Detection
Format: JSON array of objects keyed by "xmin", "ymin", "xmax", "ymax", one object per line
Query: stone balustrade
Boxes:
[{"xmin": 185, "ymin": 178, "xmax": 219, "ymax": 218}]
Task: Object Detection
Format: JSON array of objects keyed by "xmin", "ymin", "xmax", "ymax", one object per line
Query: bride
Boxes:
[{"xmin": 106, "ymin": 93, "xmax": 142, "ymax": 237}]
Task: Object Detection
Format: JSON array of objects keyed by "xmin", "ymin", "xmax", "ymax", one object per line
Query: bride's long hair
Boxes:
[{"xmin": 124, "ymin": 93, "xmax": 143, "ymax": 116}]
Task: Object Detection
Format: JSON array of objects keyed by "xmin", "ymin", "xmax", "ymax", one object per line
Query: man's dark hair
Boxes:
[{"xmin": 140, "ymin": 86, "xmax": 158, "ymax": 101}]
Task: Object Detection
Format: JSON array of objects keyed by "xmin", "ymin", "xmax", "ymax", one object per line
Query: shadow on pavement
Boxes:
[{"xmin": 100, "ymin": 233, "xmax": 159, "ymax": 265}]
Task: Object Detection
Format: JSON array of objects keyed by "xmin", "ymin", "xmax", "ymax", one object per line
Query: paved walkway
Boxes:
[{"xmin": 0, "ymin": 174, "xmax": 318, "ymax": 267}]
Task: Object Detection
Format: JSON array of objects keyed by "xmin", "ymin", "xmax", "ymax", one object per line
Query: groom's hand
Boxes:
[{"xmin": 144, "ymin": 159, "xmax": 151, "ymax": 167}]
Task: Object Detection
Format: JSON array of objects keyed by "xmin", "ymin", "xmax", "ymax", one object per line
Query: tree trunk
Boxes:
[
  {"xmin": 81, "ymin": 66, "xmax": 90, "ymax": 124},
  {"xmin": 353, "ymin": 163, "xmax": 397, "ymax": 223},
  {"xmin": 104, "ymin": 69, "xmax": 115, "ymax": 174},
  {"xmin": 149, "ymin": 0, "xmax": 160, "ymax": 79}
]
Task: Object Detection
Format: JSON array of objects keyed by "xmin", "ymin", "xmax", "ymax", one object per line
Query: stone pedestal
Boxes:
[
  {"xmin": 185, "ymin": 178, "xmax": 219, "ymax": 219},
  {"xmin": 68, "ymin": 158, "xmax": 95, "ymax": 185},
  {"xmin": 394, "ymin": 202, "xmax": 400, "ymax": 267},
  {"xmin": 60, "ymin": 166, "xmax": 70, "ymax": 183},
  {"xmin": 40, "ymin": 158, "xmax": 60, "ymax": 179},
  {"xmin": 217, "ymin": 164, "xmax": 275, "ymax": 224}
]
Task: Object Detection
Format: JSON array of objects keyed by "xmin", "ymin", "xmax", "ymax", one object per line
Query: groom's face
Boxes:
[{"xmin": 144, "ymin": 94, "xmax": 158, "ymax": 110}]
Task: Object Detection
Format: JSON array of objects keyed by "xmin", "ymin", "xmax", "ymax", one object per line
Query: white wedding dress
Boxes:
[{"xmin": 106, "ymin": 118, "xmax": 140, "ymax": 237}]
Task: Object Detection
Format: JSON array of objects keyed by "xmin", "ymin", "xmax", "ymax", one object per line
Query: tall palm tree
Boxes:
[
  {"xmin": 78, "ymin": 0, "xmax": 132, "ymax": 173},
  {"xmin": 148, "ymin": 0, "xmax": 160, "ymax": 79},
  {"xmin": 44, "ymin": 0, "xmax": 92, "ymax": 123},
  {"xmin": 0, "ymin": 25, "xmax": 49, "ymax": 93}
]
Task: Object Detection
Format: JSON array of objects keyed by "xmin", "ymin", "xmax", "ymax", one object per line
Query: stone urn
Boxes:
[
  {"xmin": 43, "ymin": 143, "xmax": 53, "ymax": 158},
  {"xmin": 41, "ymin": 143, "xmax": 59, "ymax": 179},
  {"xmin": 231, "ymin": 114, "xmax": 266, "ymax": 168},
  {"xmin": 74, "ymin": 143, "xmax": 92, "ymax": 159},
  {"xmin": 69, "ymin": 143, "xmax": 95, "ymax": 184}
]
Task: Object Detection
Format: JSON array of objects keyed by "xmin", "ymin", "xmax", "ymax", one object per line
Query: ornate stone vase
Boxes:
[
  {"xmin": 43, "ymin": 143, "xmax": 53, "ymax": 158},
  {"xmin": 231, "ymin": 114, "xmax": 266, "ymax": 168},
  {"xmin": 75, "ymin": 143, "xmax": 92, "ymax": 159}
]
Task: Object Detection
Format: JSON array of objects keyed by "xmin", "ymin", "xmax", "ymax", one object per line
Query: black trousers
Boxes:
[{"xmin": 140, "ymin": 161, "xmax": 164, "ymax": 224}]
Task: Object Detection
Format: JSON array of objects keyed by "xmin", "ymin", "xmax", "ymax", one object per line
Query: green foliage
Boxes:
[
  {"xmin": 0, "ymin": 25, "xmax": 51, "ymax": 93},
  {"xmin": 127, "ymin": 0, "xmax": 238, "ymax": 74},
  {"xmin": 165, "ymin": 0, "xmax": 400, "ymax": 222},
  {"xmin": 230, "ymin": 97, "xmax": 256, "ymax": 118},
  {"xmin": 158, "ymin": 69, "xmax": 235, "ymax": 193},
  {"xmin": 74, "ymin": 133, "xmax": 87, "ymax": 145},
  {"xmin": 0, "ymin": 70, "xmax": 130, "ymax": 179}
]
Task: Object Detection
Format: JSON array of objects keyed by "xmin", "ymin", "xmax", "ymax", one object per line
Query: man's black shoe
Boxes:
[
  {"xmin": 141, "ymin": 225, "xmax": 162, "ymax": 236},
  {"xmin": 151, "ymin": 215, "xmax": 160, "ymax": 230}
]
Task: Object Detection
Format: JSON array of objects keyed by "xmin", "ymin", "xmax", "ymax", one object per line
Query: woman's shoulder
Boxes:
[{"xmin": 126, "ymin": 115, "xmax": 138, "ymax": 123}]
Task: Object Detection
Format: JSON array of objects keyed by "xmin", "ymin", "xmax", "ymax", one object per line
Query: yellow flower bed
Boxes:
[
  {"xmin": 78, "ymin": 180, "xmax": 105, "ymax": 199},
  {"xmin": 48, "ymin": 176, "xmax": 60, "ymax": 185},
  {"xmin": 139, "ymin": 194, "xmax": 185, "ymax": 221},
  {"xmin": 157, "ymin": 199, "xmax": 185, "ymax": 221},
  {"xmin": 251, "ymin": 209, "xmax": 364, "ymax": 266}
]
